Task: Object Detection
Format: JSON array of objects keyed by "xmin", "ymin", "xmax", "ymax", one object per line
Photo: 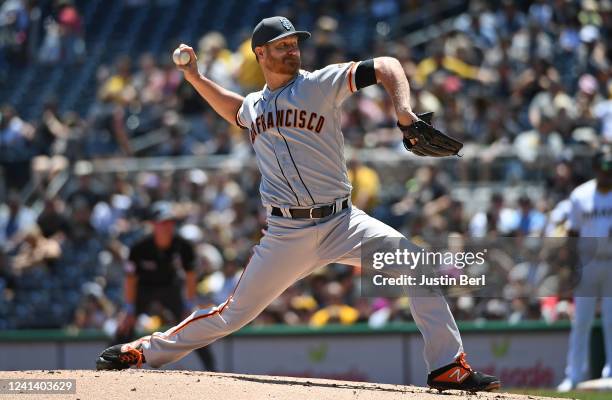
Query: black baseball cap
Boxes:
[{"xmin": 251, "ymin": 16, "xmax": 310, "ymax": 52}]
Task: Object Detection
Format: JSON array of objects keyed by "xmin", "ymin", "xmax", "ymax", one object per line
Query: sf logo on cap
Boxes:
[{"xmin": 280, "ymin": 17, "xmax": 293, "ymax": 31}]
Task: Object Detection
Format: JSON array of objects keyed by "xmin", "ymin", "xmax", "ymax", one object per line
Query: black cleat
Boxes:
[
  {"xmin": 96, "ymin": 341, "xmax": 145, "ymax": 371},
  {"xmin": 427, "ymin": 352, "xmax": 501, "ymax": 392}
]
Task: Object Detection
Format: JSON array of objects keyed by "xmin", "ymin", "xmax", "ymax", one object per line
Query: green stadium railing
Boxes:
[{"xmin": 0, "ymin": 320, "xmax": 595, "ymax": 342}]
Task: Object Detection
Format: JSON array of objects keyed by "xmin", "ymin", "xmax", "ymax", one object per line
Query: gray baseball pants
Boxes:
[{"xmin": 140, "ymin": 206, "xmax": 463, "ymax": 372}]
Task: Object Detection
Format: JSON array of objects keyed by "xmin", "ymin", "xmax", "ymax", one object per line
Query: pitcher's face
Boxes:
[{"xmin": 258, "ymin": 35, "xmax": 301, "ymax": 76}]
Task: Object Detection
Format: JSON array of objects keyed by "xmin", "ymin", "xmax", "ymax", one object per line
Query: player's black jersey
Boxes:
[{"xmin": 128, "ymin": 235, "xmax": 195, "ymax": 286}]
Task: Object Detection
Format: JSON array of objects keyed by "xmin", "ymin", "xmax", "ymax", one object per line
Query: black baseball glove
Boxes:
[{"xmin": 398, "ymin": 112, "xmax": 463, "ymax": 157}]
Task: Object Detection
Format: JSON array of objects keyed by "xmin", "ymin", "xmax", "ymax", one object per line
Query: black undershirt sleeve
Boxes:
[{"xmin": 355, "ymin": 59, "xmax": 377, "ymax": 90}]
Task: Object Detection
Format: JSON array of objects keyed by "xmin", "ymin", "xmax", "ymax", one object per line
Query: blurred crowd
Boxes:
[
  {"xmin": 0, "ymin": 0, "xmax": 611, "ymax": 332},
  {"xmin": 0, "ymin": 0, "xmax": 84, "ymax": 71}
]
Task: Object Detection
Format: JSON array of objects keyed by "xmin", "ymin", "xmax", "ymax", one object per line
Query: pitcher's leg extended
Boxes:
[{"xmin": 97, "ymin": 225, "xmax": 317, "ymax": 370}]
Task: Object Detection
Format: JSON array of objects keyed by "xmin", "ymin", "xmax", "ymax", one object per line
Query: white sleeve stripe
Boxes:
[{"xmin": 347, "ymin": 61, "xmax": 359, "ymax": 93}]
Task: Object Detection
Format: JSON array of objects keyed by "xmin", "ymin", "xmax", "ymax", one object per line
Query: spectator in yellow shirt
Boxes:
[
  {"xmin": 234, "ymin": 38, "xmax": 265, "ymax": 93},
  {"xmin": 347, "ymin": 158, "xmax": 380, "ymax": 213},
  {"xmin": 414, "ymin": 46, "xmax": 487, "ymax": 87},
  {"xmin": 310, "ymin": 282, "xmax": 359, "ymax": 327}
]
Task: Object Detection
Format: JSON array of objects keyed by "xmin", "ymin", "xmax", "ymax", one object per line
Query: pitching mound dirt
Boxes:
[{"xmin": 0, "ymin": 370, "xmax": 564, "ymax": 399}]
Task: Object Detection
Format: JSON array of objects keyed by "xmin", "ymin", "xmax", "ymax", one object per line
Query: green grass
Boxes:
[{"xmin": 509, "ymin": 389, "xmax": 611, "ymax": 400}]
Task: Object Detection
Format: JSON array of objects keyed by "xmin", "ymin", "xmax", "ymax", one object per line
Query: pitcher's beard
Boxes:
[
  {"xmin": 268, "ymin": 56, "xmax": 300, "ymax": 75},
  {"xmin": 284, "ymin": 56, "xmax": 299, "ymax": 67},
  {"xmin": 280, "ymin": 59, "xmax": 300, "ymax": 74}
]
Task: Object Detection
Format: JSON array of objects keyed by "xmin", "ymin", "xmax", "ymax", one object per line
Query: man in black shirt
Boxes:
[{"xmin": 114, "ymin": 201, "xmax": 215, "ymax": 371}]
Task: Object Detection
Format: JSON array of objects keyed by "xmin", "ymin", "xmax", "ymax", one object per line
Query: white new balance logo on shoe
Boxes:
[{"xmin": 449, "ymin": 368, "xmax": 469, "ymax": 382}]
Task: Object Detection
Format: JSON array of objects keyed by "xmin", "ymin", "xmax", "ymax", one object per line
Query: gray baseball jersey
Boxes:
[{"xmin": 236, "ymin": 62, "xmax": 360, "ymax": 208}]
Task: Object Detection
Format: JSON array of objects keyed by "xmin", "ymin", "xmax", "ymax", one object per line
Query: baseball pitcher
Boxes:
[{"xmin": 96, "ymin": 16, "xmax": 498, "ymax": 392}]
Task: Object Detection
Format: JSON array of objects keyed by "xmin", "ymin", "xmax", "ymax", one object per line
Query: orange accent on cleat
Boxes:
[
  {"xmin": 119, "ymin": 345, "xmax": 144, "ymax": 368},
  {"xmin": 431, "ymin": 353, "xmax": 472, "ymax": 384},
  {"xmin": 427, "ymin": 352, "xmax": 501, "ymax": 392},
  {"xmin": 456, "ymin": 352, "xmax": 472, "ymax": 371},
  {"xmin": 432, "ymin": 366, "xmax": 471, "ymax": 384}
]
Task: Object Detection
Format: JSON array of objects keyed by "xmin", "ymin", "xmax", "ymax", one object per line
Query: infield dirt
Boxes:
[{"xmin": 0, "ymin": 370, "xmax": 565, "ymax": 399}]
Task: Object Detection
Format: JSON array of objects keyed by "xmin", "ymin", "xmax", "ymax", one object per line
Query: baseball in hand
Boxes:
[{"xmin": 173, "ymin": 48, "xmax": 191, "ymax": 66}]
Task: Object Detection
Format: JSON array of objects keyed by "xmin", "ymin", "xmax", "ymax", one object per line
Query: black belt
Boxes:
[{"xmin": 271, "ymin": 199, "xmax": 349, "ymax": 219}]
